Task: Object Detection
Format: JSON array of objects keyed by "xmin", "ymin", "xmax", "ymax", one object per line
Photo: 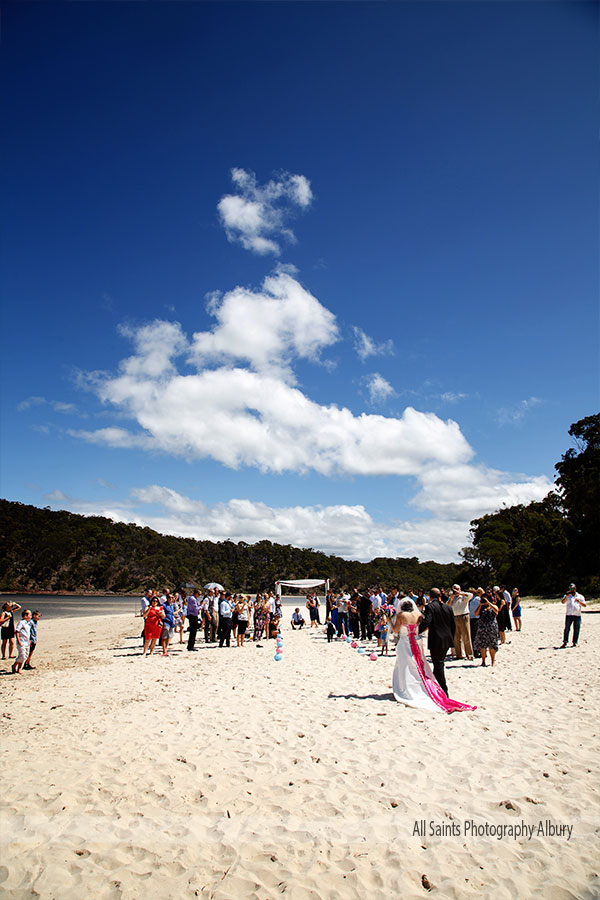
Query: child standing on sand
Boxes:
[
  {"xmin": 24, "ymin": 611, "xmax": 41, "ymax": 670},
  {"xmin": 326, "ymin": 617, "xmax": 335, "ymax": 643},
  {"xmin": 379, "ymin": 615, "xmax": 389, "ymax": 656}
]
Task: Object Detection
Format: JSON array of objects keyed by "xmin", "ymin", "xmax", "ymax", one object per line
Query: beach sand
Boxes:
[{"xmin": 0, "ymin": 603, "xmax": 598, "ymax": 900}]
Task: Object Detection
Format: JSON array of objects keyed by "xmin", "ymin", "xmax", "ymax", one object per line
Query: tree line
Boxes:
[{"xmin": 0, "ymin": 500, "xmax": 468, "ymax": 594}]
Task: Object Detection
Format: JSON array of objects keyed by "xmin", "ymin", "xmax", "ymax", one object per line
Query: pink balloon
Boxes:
[
  {"xmin": 369, "ymin": 653, "xmax": 378, "ymax": 661},
  {"xmin": 350, "ymin": 641, "xmax": 357, "ymax": 648}
]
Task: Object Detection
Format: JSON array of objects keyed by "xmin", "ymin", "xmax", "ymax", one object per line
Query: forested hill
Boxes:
[{"xmin": 0, "ymin": 499, "xmax": 467, "ymax": 594}]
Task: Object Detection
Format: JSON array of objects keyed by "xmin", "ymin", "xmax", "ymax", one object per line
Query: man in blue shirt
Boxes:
[
  {"xmin": 160, "ymin": 592, "xmax": 175, "ymax": 657},
  {"xmin": 186, "ymin": 589, "xmax": 201, "ymax": 651},
  {"xmin": 218, "ymin": 593, "xmax": 233, "ymax": 647}
]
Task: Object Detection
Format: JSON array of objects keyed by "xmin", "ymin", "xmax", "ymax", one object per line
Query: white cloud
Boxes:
[
  {"xmin": 73, "ymin": 359, "xmax": 474, "ymax": 477},
  {"xmin": 17, "ymin": 396, "xmax": 46, "ymax": 411},
  {"xmin": 67, "ymin": 269, "xmax": 553, "ymax": 562},
  {"xmin": 412, "ymin": 463, "xmax": 552, "ymax": 520},
  {"xmin": 190, "ymin": 271, "xmax": 339, "ymax": 381},
  {"xmin": 352, "ymin": 327, "xmax": 394, "ymax": 362},
  {"xmin": 17, "ymin": 396, "xmax": 77, "ymax": 414},
  {"xmin": 217, "ymin": 168, "xmax": 313, "ymax": 256},
  {"xmin": 438, "ymin": 392, "xmax": 468, "ymax": 404},
  {"xmin": 364, "ymin": 373, "xmax": 395, "ymax": 404},
  {"xmin": 496, "ymin": 397, "xmax": 542, "ymax": 425}
]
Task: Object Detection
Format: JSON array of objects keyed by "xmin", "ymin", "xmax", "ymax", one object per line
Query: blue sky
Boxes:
[{"xmin": 1, "ymin": 2, "xmax": 597, "ymax": 562}]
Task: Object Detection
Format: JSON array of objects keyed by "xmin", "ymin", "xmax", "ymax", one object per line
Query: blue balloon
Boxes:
[
  {"xmin": 274, "ymin": 653, "xmax": 282, "ymax": 661},
  {"xmin": 357, "ymin": 648, "xmax": 364, "ymax": 653}
]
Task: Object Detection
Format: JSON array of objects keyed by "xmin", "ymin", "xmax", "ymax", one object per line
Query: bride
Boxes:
[{"xmin": 391, "ymin": 600, "xmax": 476, "ymax": 714}]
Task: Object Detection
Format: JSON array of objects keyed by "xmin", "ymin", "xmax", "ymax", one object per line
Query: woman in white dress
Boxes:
[{"xmin": 391, "ymin": 601, "xmax": 476, "ymax": 714}]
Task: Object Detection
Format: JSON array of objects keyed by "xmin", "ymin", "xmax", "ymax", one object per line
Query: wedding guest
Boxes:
[
  {"xmin": 12, "ymin": 609, "xmax": 32, "ymax": 675},
  {"xmin": 231, "ymin": 595, "xmax": 239, "ymax": 641},
  {"xmin": 473, "ymin": 592, "xmax": 499, "ymax": 666},
  {"xmin": 448, "ymin": 584, "xmax": 474, "ymax": 660},
  {"xmin": 291, "ymin": 608, "xmax": 305, "ymax": 629},
  {"xmin": 186, "ymin": 589, "xmax": 201, "ymax": 652},
  {"xmin": 560, "ymin": 583, "xmax": 586, "ymax": 648},
  {"xmin": 358, "ymin": 590, "xmax": 373, "ymax": 640},
  {"xmin": 329, "ymin": 594, "xmax": 339, "ymax": 633},
  {"xmin": 379, "ymin": 614, "xmax": 389, "ymax": 656},
  {"xmin": 493, "ymin": 587, "xmax": 510, "ymax": 645},
  {"xmin": 306, "ymin": 594, "xmax": 319, "ymax": 628},
  {"xmin": 143, "ymin": 596, "xmax": 165, "ymax": 656},
  {"xmin": 202, "ymin": 589, "xmax": 217, "ymax": 643},
  {"xmin": 1, "ymin": 600, "xmax": 21, "ymax": 659},
  {"xmin": 253, "ymin": 596, "xmax": 267, "ymax": 642},
  {"xmin": 313, "ymin": 594, "xmax": 322, "ymax": 624},
  {"xmin": 268, "ymin": 609, "xmax": 281, "ymax": 639},
  {"xmin": 469, "ymin": 588, "xmax": 483, "ymax": 646},
  {"xmin": 218, "ymin": 593, "xmax": 233, "ymax": 647},
  {"xmin": 501, "ymin": 585, "xmax": 513, "ymax": 632},
  {"xmin": 24, "ymin": 610, "xmax": 41, "ymax": 670},
  {"xmin": 173, "ymin": 593, "xmax": 185, "ymax": 644},
  {"xmin": 236, "ymin": 595, "xmax": 250, "ymax": 646},
  {"xmin": 160, "ymin": 591, "xmax": 175, "ymax": 656},
  {"xmin": 336, "ymin": 591, "xmax": 350, "ymax": 637},
  {"xmin": 348, "ymin": 592, "xmax": 360, "ymax": 638},
  {"xmin": 326, "ymin": 617, "xmax": 335, "ymax": 643},
  {"xmin": 511, "ymin": 588, "xmax": 522, "ymax": 632}
]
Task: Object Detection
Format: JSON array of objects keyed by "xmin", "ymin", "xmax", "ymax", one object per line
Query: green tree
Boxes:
[{"xmin": 554, "ymin": 413, "xmax": 600, "ymax": 582}]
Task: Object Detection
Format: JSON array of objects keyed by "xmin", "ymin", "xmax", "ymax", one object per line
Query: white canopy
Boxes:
[{"xmin": 275, "ymin": 578, "xmax": 329, "ymax": 597}]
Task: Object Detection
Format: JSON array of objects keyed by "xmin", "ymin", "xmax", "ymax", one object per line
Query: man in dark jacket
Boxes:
[{"xmin": 418, "ymin": 587, "xmax": 455, "ymax": 695}]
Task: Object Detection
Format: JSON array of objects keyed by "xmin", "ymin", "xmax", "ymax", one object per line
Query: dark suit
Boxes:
[{"xmin": 418, "ymin": 598, "xmax": 456, "ymax": 695}]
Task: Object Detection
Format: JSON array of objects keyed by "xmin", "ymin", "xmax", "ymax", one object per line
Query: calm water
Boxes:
[{"xmin": 0, "ymin": 594, "xmax": 319, "ymax": 620}]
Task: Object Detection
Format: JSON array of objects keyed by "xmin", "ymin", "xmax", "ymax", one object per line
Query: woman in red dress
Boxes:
[{"xmin": 143, "ymin": 596, "xmax": 165, "ymax": 656}]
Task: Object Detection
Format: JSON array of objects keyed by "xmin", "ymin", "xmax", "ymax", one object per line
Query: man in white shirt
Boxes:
[
  {"xmin": 12, "ymin": 609, "xmax": 32, "ymax": 674},
  {"xmin": 448, "ymin": 584, "xmax": 474, "ymax": 660},
  {"xmin": 560, "ymin": 583, "xmax": 586, "ymax": 648}
]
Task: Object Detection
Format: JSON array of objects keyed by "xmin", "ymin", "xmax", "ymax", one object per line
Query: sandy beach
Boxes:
[{"xmin": 0, "ymin": 602, "xmax": 598, "ymax": 900}]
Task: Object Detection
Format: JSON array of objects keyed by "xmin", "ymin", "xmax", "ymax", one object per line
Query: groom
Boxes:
[{"xmin": 418, "ymin": 588, "xmax": 456, "ymax": 696}]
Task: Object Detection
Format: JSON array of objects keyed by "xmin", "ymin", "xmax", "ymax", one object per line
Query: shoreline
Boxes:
[{"xmin": 1, "ymin": 604, "xmax": 597, "ymax": 899}]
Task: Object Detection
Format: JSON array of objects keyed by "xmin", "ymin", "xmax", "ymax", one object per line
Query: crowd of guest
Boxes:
[
  {"xmin": 1, "ymin": 601, "xmax": 42, "ymax": 673},
  {"xmin": 321, "ymin": 584, "xmax": 524, "ymax": 665},
  {"xmin": 135, "ymin": 582, "xmax": 525, "ymax": 665},
  {"xmin": 138, "ymin": 588, "xmax": 285, "ymax": 656}
]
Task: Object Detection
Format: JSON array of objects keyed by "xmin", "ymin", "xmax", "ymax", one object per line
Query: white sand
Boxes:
[{"xmin": 0, "ymin": 602, "xmax": 598, "ymax": 900}]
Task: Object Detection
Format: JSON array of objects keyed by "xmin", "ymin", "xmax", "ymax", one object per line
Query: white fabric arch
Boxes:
[{"xmin": 275, "ymin": 578, "xmax": 329, "ymax": 597}]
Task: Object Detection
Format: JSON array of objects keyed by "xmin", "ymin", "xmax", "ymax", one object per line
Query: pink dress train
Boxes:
[{"xmin": 392, "ymin": 624, "xmax": 476, "ymax": 714}]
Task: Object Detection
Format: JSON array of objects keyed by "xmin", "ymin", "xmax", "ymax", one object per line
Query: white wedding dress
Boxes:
[{"xmin": 392, "ymin": 624, "xmax": 476, "ymax": 714}]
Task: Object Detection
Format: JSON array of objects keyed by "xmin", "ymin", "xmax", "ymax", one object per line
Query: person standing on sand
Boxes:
[
  {"xmin": 511, "ymin": 588, "xmax": 522, "ymax": 632},
  {"xmin": 1, "ymin": 601, "xmax": 21, "ymax": 659},
  {"xmin": 143, "ymin": 596, "xmax": 165, "ymax": 656},
  {"xmin": 202, "ymin": 589, "xmax": 217, "ymax": 643},
  {"xmin": 12, "ymin": 609, "xmax": 32, "ymax": 674},
  {"xmin": 236, "ymin": 595, "xmax": 250, "ymax": 646},
  {"xmin": 139, "ymin": 589, "xmax": 153, "ymax": 642},
  {"xmin": 417, "ymin": 587, "xmax": 455, "ymax": 695},
  {"xmin": 469, "ymin": 588, "xmax": 482, "ymax": 646},
  {"xmin": 448, "ymin": 584, "xmax": 474, "ymax": 660},
  {"xmin": 560, "ymin": 583, "xmax": 586, "ymax": 648},
  {"xmin": 186, "ymin": 589, "xmax": 201, "ymax": 652},
  {"xmin": 473, "ymin": 591, "xmax": 499, "ymax": 666},
  {"xmin": 358, "ymin": 589, "xmax": 372, "ymax": 641},
  {"xmin": 306, "ymin": 594, "xmax": 319, "ymax": 628},
  {"xmin": 23, "ymin": 610, "xmax": 41, "ymax": 670},
  {"xmin": 160, "ymin": 591, "xmax": 175, "ymax": 656},
  {"xmin": 218, "ymin": 593, "xmax": 233, "ymax": 647}
]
